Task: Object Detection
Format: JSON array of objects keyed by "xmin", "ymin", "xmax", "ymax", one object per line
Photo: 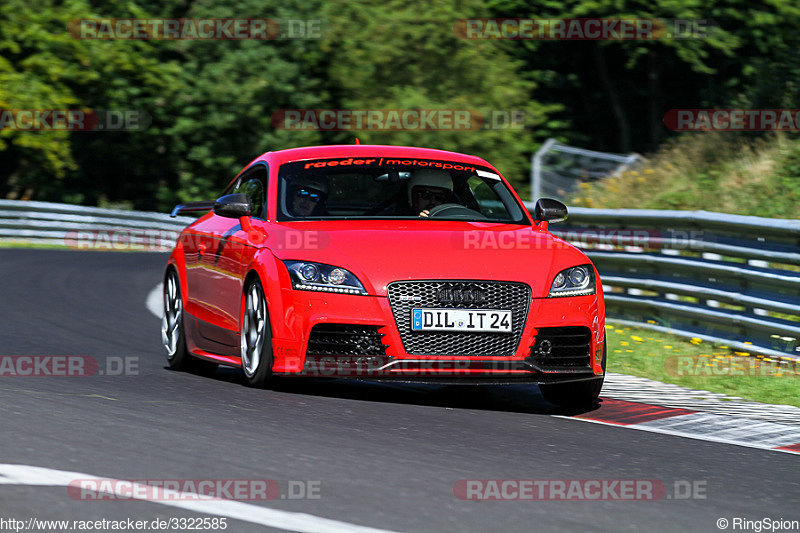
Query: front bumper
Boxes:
[{"xmin": 269, "ymin": 286, "xmax": 604, "ymax": 381}]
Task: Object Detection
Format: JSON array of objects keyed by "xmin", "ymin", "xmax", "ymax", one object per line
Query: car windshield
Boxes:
[{"xmin": 277, "ymin": 157, "xmax": 529, "ymax": 224}]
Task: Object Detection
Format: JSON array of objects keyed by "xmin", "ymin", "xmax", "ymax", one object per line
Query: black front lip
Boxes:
[
  {"xmin": 290, "ymin": 355, "xmax": 601, "ymax": 384},
  {"xmin": 346, "ymin": 373, "xmax": 603, "ymax": 385}
]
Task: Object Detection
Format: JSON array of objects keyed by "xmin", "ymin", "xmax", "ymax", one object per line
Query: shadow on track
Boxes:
[{"xmin": 169, "ymin": 365, "xmax": 604, "ymax": 418}]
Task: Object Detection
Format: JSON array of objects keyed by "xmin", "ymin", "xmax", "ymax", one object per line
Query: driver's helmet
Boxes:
[{"xmin": 407, "ymin": 168, "xmax": 453, "ymax": 204}]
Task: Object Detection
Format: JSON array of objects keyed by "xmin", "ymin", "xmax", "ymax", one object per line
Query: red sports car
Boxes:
[{"xmin": 163, "ymin": 144, "xmax": 606, "ymax": 406}]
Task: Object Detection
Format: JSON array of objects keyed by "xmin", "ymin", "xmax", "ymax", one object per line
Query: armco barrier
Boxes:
[
  {"xmin": 0, "ymin": 199, "xmax": 194, "ymax": 250},
  {"xmin": 526, "ymin": 204, "xmax": 800, "ymax": 359}
]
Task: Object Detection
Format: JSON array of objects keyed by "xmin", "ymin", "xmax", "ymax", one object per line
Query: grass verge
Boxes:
[
  {"xmin": 605, "ymin": 322, "xmax": 800, "ymax": 408},
  {"xmin": 0, "ymin": 241, "xmax": 164, "ymax": 251},
  {"xmin": 0, "ymin": 241, "xmax": 74, "ymax": 249},
  {"xmin": 571, "ymin": 132, "xmax": 800, "ymax": 219}
]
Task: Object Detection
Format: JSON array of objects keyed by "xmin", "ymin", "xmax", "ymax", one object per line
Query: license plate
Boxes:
[{"xmin": 410, "ymin": 309, "xmax": 512, "ymax": 333}]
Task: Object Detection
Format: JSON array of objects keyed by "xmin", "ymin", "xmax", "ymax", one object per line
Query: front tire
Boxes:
[
  {"xmin": 240, "ymin": 277, "xmax": 274, "ymax": 387},
  {"xmin": 162, "ymin": 269, "xmax": 218, "ymax": 376}
]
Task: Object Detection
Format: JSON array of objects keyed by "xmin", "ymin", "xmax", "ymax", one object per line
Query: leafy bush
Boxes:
[{"xmin": 572, "ymin": 133, "xmax": 800, "ymax": 219}]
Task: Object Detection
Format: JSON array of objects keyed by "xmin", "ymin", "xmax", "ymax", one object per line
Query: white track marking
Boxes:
[
  {"xmin": 146, "ymin": 283, "xmax": 162, "ymax": 319},
  {"xmin": 635, "ymin": 413, "xmax": 800, "ymax": 447},
  {"xmin": 0, "ymin": 464, "xmax": 398, "ymax": 533},
  {"xmin": 603, "ymin": 372, "xmax": 800, "ymax": 426},
  {"xmin": 560, "ymin": 415, "xmax": 800, "ymax": 455}
]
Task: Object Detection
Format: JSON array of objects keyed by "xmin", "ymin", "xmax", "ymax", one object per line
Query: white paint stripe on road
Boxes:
[
  {"xmin": 0, "ymin": 464, "xmax": 398, "ymax": 533},
  {"xmin": 636, "ymin": 413, "xmax": 800, "ymax": 448},
  {"xmin": 603, "ymin": 372, "xmax": 800, "ymax": 426},
  {"xmin": 556, "ymin": 414, "xmax": 800, "ymax": 455},
  {"xmin": 557, "ymin": 415, "xmax": 800, "ymax": 455},
  {"xmin": 146, "ymin": 283, "xmax": 162, "ymax": 319}
]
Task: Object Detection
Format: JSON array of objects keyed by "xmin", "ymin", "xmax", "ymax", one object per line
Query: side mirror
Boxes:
[
  {"xmin": 534, "ymin": 198, "xmax": 568, "ymax": 223},
  {"xmin": 170, "ymin": 200, "xmax": 215, "ymax": 217},
  {"xmin": 214, "ymin": 194, "xmax": 251, "ymax": 219}
]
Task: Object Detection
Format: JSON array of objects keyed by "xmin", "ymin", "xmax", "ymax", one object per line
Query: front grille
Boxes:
[
  {"xmin": 306, "ymin": 324, "xmax": 388, "ymax": 356},
  {"xmin": 528, "ymin": 326, "xmax": 592, "ymax": 370},
  {"xmin": 387, "ymin": 281, "xmax": 531, "ymax": 356}
]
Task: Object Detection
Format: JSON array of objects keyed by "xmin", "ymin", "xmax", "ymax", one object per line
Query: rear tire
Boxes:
[
  {"xmin": 539, "ymin": 337, "xmax": 606, "ymax": 407},
  {"xmin": 240, "ymin": 277, "xmax": 274, "ymax": 387},
  {"xmin": 162, "ymin": 269, "xmax": 218, "ymax": 376}
]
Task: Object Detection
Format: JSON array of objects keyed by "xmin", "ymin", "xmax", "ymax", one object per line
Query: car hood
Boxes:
[{"xmin": 266, "ymin": 220, "xmax": 582, "ymax": 297}]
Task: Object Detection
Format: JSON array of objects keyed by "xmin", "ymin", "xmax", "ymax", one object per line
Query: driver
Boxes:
[
  {"xmin": 407, "ymin": 169, "xmax": 453, "ymax": 217},
  {"xmin": 287, "ymin": 177, "xmax": 329, "ymax": 217}
]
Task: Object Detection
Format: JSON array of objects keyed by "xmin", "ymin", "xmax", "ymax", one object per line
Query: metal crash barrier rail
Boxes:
[
  {"xmin": 524, "ymin": 204, "xmax": 800, "ymax": 359},
  {"xmin": 0, "ymin": 199, "xmax": 194, "ymax": 251}
]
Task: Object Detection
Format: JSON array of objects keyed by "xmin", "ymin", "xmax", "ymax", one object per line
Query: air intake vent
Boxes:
[
  {"xmin": 529, "ymin": 326, "xmax": 592, "ymax": 370},
  {"xmin": 306, "ymin": 324, "xmax": 388, "ymax": 356}
]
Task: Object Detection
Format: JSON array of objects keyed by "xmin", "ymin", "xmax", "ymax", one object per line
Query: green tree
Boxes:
[
  {"xmin": 161, "ymin": 0, "xmax": 329, "ymax": 206},
  {"xmin": 489, "ymin": 0, "xmax": 740, "ymax": 153},
  {"xmin": 318, "ymin": 0, "xmax": 563, "ymax": 188},
  {"xmin": 0, "ymin": 0, "xmax": 184, "ymax": 205}
]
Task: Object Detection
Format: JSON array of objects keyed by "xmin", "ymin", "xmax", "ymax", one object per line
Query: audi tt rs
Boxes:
[{"xmin": 162, "ymin": 144, "xmax": 606, "ymax": 406}]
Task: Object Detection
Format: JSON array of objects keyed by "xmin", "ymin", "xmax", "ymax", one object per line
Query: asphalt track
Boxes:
[{"xmin": 0, "ymin": 249, "xmax": 797, "ymax": 532}]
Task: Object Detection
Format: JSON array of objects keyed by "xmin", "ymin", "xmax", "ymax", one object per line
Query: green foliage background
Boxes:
[{"xmin": 1, "ymin": 0, "xmax": 799, "ymax": 210}]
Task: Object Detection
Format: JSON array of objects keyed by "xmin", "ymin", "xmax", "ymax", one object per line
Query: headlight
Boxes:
[
  {"xmin": 282, "ymin": 261, "xmax": 367, "ymax": 295},
  {"xmin": 548, "ymin": 265, "xmax": 595, "ymax": 297}
]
